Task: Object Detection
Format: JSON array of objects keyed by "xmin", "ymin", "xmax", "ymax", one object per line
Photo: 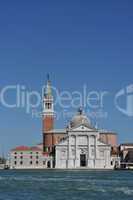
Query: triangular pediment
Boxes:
[{"xmin": 70, "ymin": 124, "xmax": 96, "ymax": 132}]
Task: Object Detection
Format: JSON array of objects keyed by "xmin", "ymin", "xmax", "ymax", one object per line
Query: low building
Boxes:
[
  {"xmin": 0, "ymin": 157, "xmax": 6, "ymax": 169},
  {"xmin": 9, "ymin": 145, "xmax": 53, "ymax": 169}
]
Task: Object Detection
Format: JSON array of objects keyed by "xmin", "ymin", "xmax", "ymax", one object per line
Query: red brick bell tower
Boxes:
[{"xmin": 42, "ymin": 75, "xmax": 54, "ymax": 153}]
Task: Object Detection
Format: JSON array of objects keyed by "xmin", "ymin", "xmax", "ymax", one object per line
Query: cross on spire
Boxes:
[{"xmin": 78, "ymin": 107, "xmax": 83, "ymax": 115}]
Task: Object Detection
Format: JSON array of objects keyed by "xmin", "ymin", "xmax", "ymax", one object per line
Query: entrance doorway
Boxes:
[
  {"xmin": 80, "ymin": 154, "xmax": 87, "ymax": 167},
  {"xmin": 47, "ymin": 161, "xmax": 51, "ymax": 168}
]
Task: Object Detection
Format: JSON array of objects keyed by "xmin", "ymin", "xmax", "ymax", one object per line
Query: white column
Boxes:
[
  {"xmin": 75, "ymin": 136, "xmax": 76, "ymax": 160},
  {"xmin": 75, "ymin": 135, "xmax": 78, "ymax": 167},
  {"xmin": 67, "ymin": 135, "xmax": 71, "ymax": 168},
  {"xmin": 95, "ymin": 136, "xmax": 97, "ymax": 159},
  {"xmin": 96, "ymin": 135, "xmax": 99, "ymax": 159},
  {"xmin": 95, "ymin": 135, "xmax": 99, "ymax": 168},
  {"xmin": 67, "ymin": 137, "xmax": 69, "ymax": 167},
  {"xmin": 69, "ymin": 136, "xmax": 71, "ymax": 159},
  {"xmin": 87, "ymin": 135, "xmax": 90, "ymax": 167}
]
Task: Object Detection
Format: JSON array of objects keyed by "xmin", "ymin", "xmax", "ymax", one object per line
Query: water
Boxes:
[{"xmin": 0, "ymin": 170, "xmax": 133, "ymax": 200}]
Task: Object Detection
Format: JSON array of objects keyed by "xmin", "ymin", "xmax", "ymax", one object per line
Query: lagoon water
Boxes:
[{"xmin": 0, "ymin": 170, "xmax": 133, "ymax": 200}]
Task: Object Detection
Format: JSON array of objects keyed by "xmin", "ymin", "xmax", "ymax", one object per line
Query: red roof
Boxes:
[
  {"xmin": 11, "ymin": 146, "xmax": 42, "ymax": 152},
  {"xmin": 11, "ymin": 146, "xmax": 30, "ymax": 151},
  {"xmin": 30, "ymin": 146, "xmax": 42, "ymax": 151}
]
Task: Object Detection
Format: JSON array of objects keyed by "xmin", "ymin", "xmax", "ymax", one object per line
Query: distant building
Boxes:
[
  {"xmin": 119, "ymin": 143, "xmax": 133, "ymax": 169},
  {"xmin": 42, "ymin": 77, "xmax": 119, "ymax": 169},
  {"xmin": 9, "ymin": 144, "xmax": 53, "ymax": 169},
  {"xmin": 9, "ymin": 76, "xmax": 119, "ymax": 169},
  {"xmin": 0, "ymin": 157, "xmax": 6, "ymax": 169}
]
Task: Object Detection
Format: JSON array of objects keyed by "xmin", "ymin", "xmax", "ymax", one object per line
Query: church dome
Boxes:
[{"xmin": 70, "ymin": 108, "xmax": 92, "ymax": 128}]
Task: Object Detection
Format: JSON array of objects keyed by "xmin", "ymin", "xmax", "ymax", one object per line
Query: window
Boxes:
[
  {"xmin": 46, "ymin": 103, "xmax": 51, "ymax": 109},
  {"xmin": 45, "ymin": 103, "xmax": 48, "ymax": 109},
  {"xmin": 14, "ymin": 152, "xmax": 17, "ymax": 155},
  {"xmin": 48, "ymin": 147, "xmax": 51, "ymax": 152},
  {"xmin": 36, "ymin": 156, "xmax": 39, "ymax": 159},
  {"xmin": 20, "ymin": 156, "xmax": 23, "ymax": 159},
  {"xmin": 14, "ymin": 161, "xmax": 17, "ymax": 165},
  {"xmin": 111, "ymin": 161, "xmax": 113, "ymax": 166},
  {"xmin": 30, "ymin": 156, "xmax": 33, "ymax": 159},
  {"xmin": 44, "ymin": 147, "xmax": 48, "ymax": 152},
  {"xmin": 36, "ymin": 161, "xmax": 39, "ymax": 165},
  {"xmin": 36, "ymin": 152, "xmax": 39, "ymax": 154},
  {"xmin": 43, "ymin": 161, "xmax": 46, "ymax": 165},
  {"xmin": 30, "ymin": 161, "xmax": 32, "ymax": 165},
  {"xmin": 20, "ymin": 152, "xmax": 23, "ymax": 155},
  {"xmin": 14, "ymin": 156, "xmax": 17, "ymax": 159},
  {"xmin": 20, "ymin": 161, "xmax": 23, "ymax": 165},
  {"xmin": 30, "ymin": 152, "xmax": 32, "ymax": 154}
]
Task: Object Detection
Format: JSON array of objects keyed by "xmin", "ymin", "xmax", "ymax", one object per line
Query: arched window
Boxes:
[{"xmin": 45, "ymin": 103, "xmax": 51, "ymax": 109}]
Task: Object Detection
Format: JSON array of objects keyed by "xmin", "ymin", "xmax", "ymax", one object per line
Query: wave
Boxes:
[{"xmin": 115, "ymin": 187, "xmax": 133, "ymax": 196}]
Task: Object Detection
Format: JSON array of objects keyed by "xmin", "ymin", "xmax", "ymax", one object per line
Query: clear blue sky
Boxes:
[{"xmin": 0, "ymin": 0, "xmax": 133, "ymax": 155}]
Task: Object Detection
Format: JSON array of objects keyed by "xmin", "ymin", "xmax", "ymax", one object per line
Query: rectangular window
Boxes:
[{"xmin": 36, "ymin": 161, "xmax": 39, "ymax": 165}]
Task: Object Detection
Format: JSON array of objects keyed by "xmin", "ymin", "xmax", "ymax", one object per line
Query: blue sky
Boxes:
[{"xmin": 0, "ymin": 0, "xmax": 133, "ymax": 155}]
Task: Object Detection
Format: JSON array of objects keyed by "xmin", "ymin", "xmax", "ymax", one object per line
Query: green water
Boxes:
[{"xmin": 0, "ymin": 170, "xmax": 133, "ymax": 200}]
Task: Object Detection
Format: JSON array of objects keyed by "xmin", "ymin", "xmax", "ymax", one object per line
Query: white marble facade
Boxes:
[{"xmin": 56, "ymin": 112, "xmax": 112, "ymax": 169}]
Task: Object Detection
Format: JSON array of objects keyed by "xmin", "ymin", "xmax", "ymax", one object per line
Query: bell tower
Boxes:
[{"xmin": 42, "ymin": 75, "xmax": 54, "ymax": 152}]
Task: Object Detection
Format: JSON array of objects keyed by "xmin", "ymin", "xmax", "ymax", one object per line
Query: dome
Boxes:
[{"xmin": 70, "ymin": 108, "xmax": 92, "ymax": 128}]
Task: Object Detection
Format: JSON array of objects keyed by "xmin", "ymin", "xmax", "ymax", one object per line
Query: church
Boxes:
[
  {"xmin": 55, "ymin": 110, "xmax": 111, "ymax": 169},
  {"xmin": 9, "ymin": 77, "xmax": 119, "ymax": 169},
  {"xmin": 42, "ymin": 77, "xmax": 118, "ymax": 169}
]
